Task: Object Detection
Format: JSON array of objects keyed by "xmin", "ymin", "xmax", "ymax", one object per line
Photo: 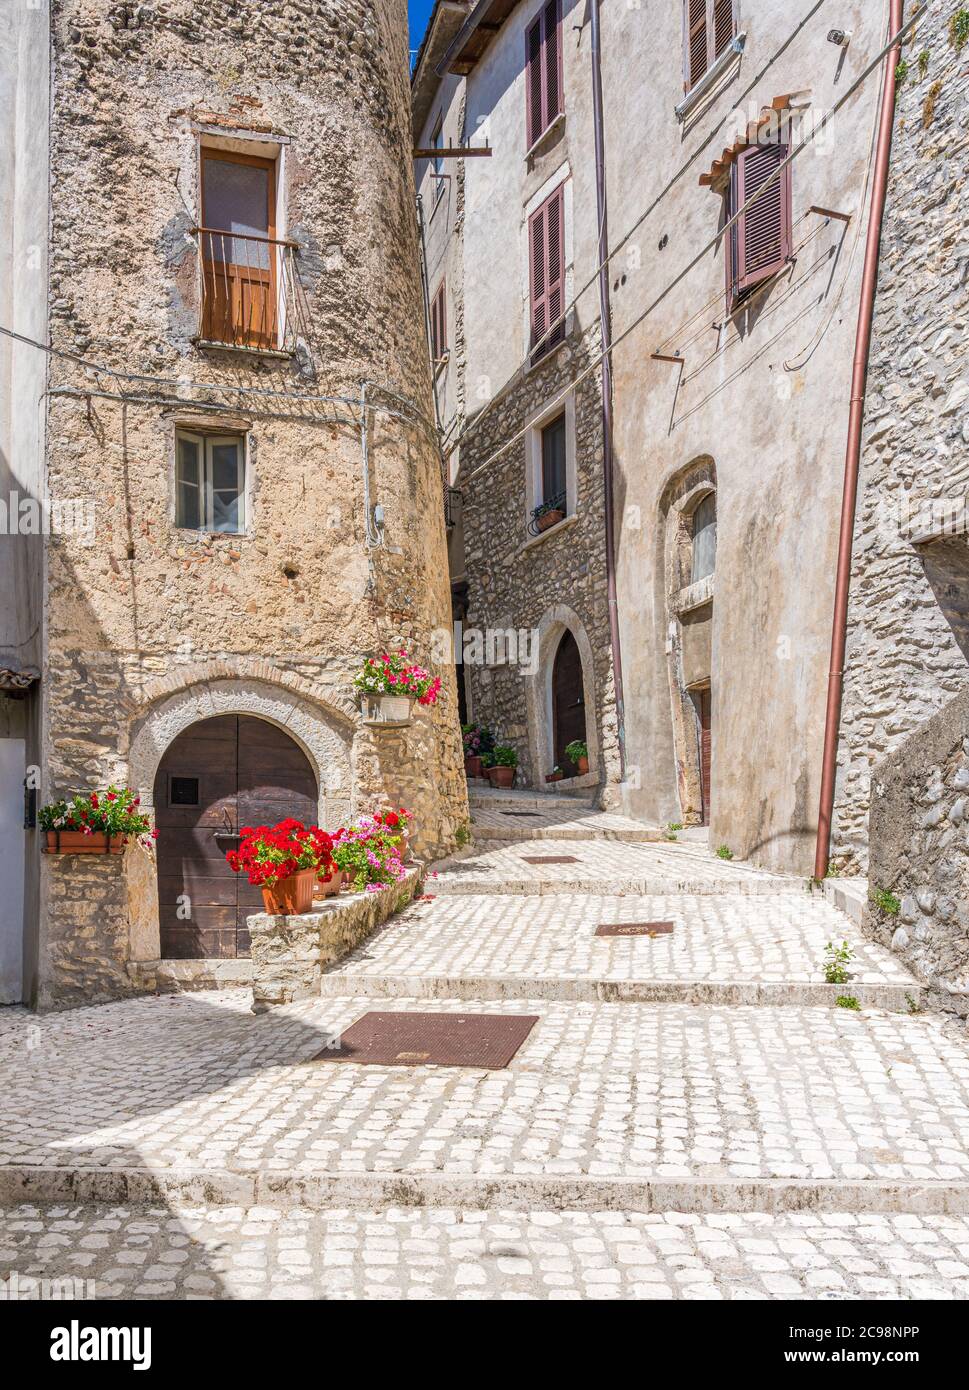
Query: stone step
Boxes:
[
  {"xmin": 317, "ymin": 973, "xmax": 922, "ymax": 1012},
  {"xmin": 432, "ymin": 873, "xmax": 805, "ymax": 897},
  {"xmin": 467, "ymin": 788, "xmax": 598, "ymax": 811}
]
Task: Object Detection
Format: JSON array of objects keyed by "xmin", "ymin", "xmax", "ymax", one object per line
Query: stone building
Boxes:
[
  {"xmin": 0, "ymin": 0, "xmax": 465, "ymax": 1010},
  {"xmin": 414, "ymin": 0, "xmax": 900, "ymax": 871}
]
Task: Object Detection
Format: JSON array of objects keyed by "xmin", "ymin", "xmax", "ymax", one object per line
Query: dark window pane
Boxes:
[
  {"xmin": 541, "ymin": 413, "xmax": 567, "ymax": 504},
  {"xmin": 169, "ymin": 776, "xmax": 199, "ymax": 806}
]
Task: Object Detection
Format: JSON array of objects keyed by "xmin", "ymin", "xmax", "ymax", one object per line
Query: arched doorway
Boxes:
[
  {"xmin": 552, "ymin": 629, "xmax": 587, "ymax": 773},
  {"xmin": 154, "ymin": 714, "xmax": 318, "ymax": 959}
]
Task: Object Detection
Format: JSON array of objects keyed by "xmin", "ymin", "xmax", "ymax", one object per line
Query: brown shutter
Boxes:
[
  {"xmin": 733, "ymin": 142, "xmax": 791, "ymax": 297},
  {"xmin": 525, "ymin": 14, "xmax": 543, "ymax": 147},
  {"xmin": 543, "ymin": 0, "xmax": 563, "ymax": 125},
  {"xmin": 528, "ymin": 184, "xmax": 565, "ymax": 362},
  {"xmin": 713, "ymin": 0, "xmax": 735, "ymax": 60},
  {"xmin": 684, "ymin": 0, "xmax": 708, "ymax": 91},
  {"xmin": 430, "ymin": 283, "xmax": 446, "ymax": 360}
]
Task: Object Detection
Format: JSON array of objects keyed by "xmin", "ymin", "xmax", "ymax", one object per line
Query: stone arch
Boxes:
[
  {"xmin": 125, "ymin": 675, "xmax": 355, "ymax": 965},
  {"xmin": 525, "ymin": 604, "xmax": 599, "ymax": 789}
]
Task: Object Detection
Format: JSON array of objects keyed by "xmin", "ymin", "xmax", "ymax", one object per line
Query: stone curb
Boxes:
[
  {"xmin": 3, "ymin": 1167, "xmax": 968, "ymax": 1216},
  {"xmin": 432, "ymin": 876, "xmax": 809, "ymax": 897},
  {"xmin": 471, "ymin": 826, "xmax": 664, "ymax": 843},
  {"xmin": 316, "ymin": 973, "xmax": 923, "ymax": 1012}
]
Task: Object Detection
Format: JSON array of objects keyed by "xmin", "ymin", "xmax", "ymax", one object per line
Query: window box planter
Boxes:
[
  {"xmin": 313, "ymin": 869, "xmax": 347, "ymax": 900},
  {"xmin": 537, "ymin": 507, "xmax": 564, "ymax": 533},
  {"xmin": 261, "ymin": 866, "xmax": 317, "ymax": 915},
  {"xmin": 43, "ymin": 830, "xmax": 125, "ymax": 855}
]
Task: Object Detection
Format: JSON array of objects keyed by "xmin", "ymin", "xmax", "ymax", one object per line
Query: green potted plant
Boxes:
[
  {"xmin": 565, "ymin": 739, "xmax": 589, "ymax": 775},
  {"xmin": 487, "ymin": 745, "xmax": 518, "ymax": 788},
  {"xmin": 462, "ymin": 722, "xmax": 494, "ymax": 778},
  {"xmin": 545, "ymin": 765, "xmax": 564, "ymax": 783},
  {"xmin": 40, "ymin": 787, "xmax": 156, "ymax": 854}
]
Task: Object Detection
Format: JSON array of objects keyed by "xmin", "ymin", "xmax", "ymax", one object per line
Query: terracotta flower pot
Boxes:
[
  {"xmin": 488, "ymin": 765, "xmax": 515, "ymax": 788},
  {"xmin": 313, "ymin": 867, "xmax": 343, "ymax": 899},
  {"xmin": 576, "ymin": 755, "xmax": 589, "ymax": 775},
  {"xmin": 537, "ymin": 508, "xmax": 564, "ymax": 533},
  {"xmin": 464, "ymin": 754, "xmax": 483, "ymax": 777},
  {"xmin": 261, "ymin": 867, "xmax": 316, "ymax": 915},
  {"xmin": 44, "ymin": 830, "xmax": 124, "ymax": 854},
  {"xmin": 545, "ymin": 772, "xmax": 564, "ymax": 783}
]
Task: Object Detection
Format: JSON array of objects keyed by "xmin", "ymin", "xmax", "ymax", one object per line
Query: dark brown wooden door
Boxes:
[
  {"xmin": 155, "ymin": 715, "xmax": 317, "ymax": 960},
  {"xmin": 698, "ymin": 688, "xmax": 712, "ymax": 826},
  {"xmin": 552, "ymin": 630, "xmax": 587, "ymax": 771}
]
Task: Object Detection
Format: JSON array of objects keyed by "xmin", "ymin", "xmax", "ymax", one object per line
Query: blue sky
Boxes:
[{"xmin": 408, "ymin": 0, "xmax": 437, "ymax": 62}]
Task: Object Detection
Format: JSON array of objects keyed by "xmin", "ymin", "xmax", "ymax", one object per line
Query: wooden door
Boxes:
[
  {"xmin": 155, "ymin": 715, "xmax": 317, "ymax": 959},
  {"xmin": 698, "ymin": 687, "xmax": 712, "ymax": 826},
  {"xmin": 200, "ymin": 150, "xmax": 278, "ymax": 349},
  {"xmin": 552, "ymin": 629, "xmax": 587, "ymax": 772}
]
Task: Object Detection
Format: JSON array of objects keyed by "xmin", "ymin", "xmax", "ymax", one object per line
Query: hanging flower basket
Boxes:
[
  {"xmin": 354, "ymin": 648, "xmax": 441, "ymax": 725},
  {"xmin": 39, "ymin": 787, "xmax": 156, "ymax": 854}
]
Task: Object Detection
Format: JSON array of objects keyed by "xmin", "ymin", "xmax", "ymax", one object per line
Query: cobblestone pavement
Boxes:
[
  {"xmin": 432, "ymin": 838, "xmax": 804, "ymax": 894},
  {"xmin": 325, "ymin": 891, "xmax": 914, "ymax": 993},
  {"xmin": 3, "ymin": 1204, "xmax": 968, "ymax": 1300},
  {"xmin": 2, "ymin": 991, "xmax": 969, "ymax": 1185}
]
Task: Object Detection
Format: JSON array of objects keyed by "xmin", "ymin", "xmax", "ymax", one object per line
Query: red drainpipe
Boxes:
[{"xmin": 814, "ymin": 0, "xmax": 904, "ymax": 881}]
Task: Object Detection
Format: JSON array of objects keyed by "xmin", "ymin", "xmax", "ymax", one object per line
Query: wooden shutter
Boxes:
[
  {"xmin": 730, "ymin": 142, "xmax": 791, "ymax": 299},
  {"xmin": 684, "ymin": 0, "xmax": 736, "ymax": 92},
  {"xmin": 528, "ymin": 184, "xmax": 565, "ymax": 362},
  {"xmin": 525, "ymin": 0, "xmax": 562, "ymax": 148}
]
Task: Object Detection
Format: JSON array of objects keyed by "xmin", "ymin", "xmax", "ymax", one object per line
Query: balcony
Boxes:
[
  {"xmin": 527, "ymin": 490, "xmax": 567, "ymax": 537},
  {"xmin": 192, "ymin": 227, "xmax": 301, "ymax": 354}
]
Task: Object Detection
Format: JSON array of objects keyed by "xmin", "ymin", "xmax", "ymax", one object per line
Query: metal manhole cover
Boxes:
[
  {"xmin": 313, "ymin": 1012, "xmax": 540, "ymax": 1069},
  {"xmin": 520, "ymin": 855, "xmax": 579, "ymax": 864},
  {"xmin": 595, "ymin": 921, "xmax": 675, "ymax": 937}
]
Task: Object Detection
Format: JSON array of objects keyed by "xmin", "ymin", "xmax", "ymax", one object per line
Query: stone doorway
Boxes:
[
  {"xmin": 154, "ymin": 714, "xmax": 318, "ymax": 959},
  {"xmin": 552, "ymin": 629, "xmax": 587, "ymax": 773}
]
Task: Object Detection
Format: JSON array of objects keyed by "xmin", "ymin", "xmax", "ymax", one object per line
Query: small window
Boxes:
[
  {"xmin": 176, "ymin": 431, "xmax": 246, "ymax": 534},
  {"xmin": 528, "ymin": 184, "xmax": 565, "ymax": 363},
  {"xmin": 683, "ymin": 0, "xmax": 737, "ymax": 94},
  {"xmin": 168, "ymin": 776, "xmax": 200, "ymax": 807},
  {"xmin": 199, "ymin": 147, "xmax": 280, "ymax": 349},
  {"xmin": 725, "ymin": 141, "xmax": 792, "ymax": 308},
  {"xmin": 690, "ymin": 493, "xmax": 717, "ymax": 583},
  {"xmin": 430, "ymin": 282, "xmax": 447, "ymax": 363},
  {"xmin": 430, "ymin": 116, "xmax": 445, "ymax": 198},
  {"xmin": 525, "ymin": 0, "xmax": 563, "ymax": 148},
  {"xmin": 540, "ymin": 413, "xmax": 567, "ymax": 508}
]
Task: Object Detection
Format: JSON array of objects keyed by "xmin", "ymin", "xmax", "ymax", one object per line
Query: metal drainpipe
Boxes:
[
  {"xmin": 814, "ymin": 0, "xmax": 903, "ymax": 880},
  {"xmin": 589, "ymin": 0, "xmax": 626, "ymax": 781}
]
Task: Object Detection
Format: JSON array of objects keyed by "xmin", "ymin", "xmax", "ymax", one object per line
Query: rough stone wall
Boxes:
[
  {"xmin": 867, "ymin": 687, "xmax": 969, "ymax": 1016},
  {"xmin": 834, "ymin": 0, "xmax": 969, "ymax": 870},
  {"xmin": 35, "ymin": 0, "xmax": 466, "ymax": 1008},
  {"xmin": 459, "ymin": 327, "xmax": 619, "ymax": 792}
]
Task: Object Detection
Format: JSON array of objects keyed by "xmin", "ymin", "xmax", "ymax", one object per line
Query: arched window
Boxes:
[{"xmin": 690, "ymin": 492, "xmax": 717, "ymax": 583}]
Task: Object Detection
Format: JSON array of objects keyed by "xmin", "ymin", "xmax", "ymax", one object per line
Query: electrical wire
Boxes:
[{"xmin": 456, "ymin": 6, "xmax": 923, "ymax": 489}]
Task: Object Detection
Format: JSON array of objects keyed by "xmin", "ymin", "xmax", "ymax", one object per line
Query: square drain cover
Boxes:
[
  {"xmin": 315, "ymin": 1011, "xmax": 540, "ymax": 1069},
  {"xmin": 521, "ymin": 855, "xmax": 579, "ymax": 864},
  {"xmin": 596, "ymin": 921, "xmax": 675, "ymax": 937}
]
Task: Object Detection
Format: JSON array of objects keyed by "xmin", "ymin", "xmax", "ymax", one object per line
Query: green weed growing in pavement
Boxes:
[
  {"xmin": 715, "ymin": 845, "xmax": 733, "ymax": 860},
  {"xmin": 823, "ymin": 939, "xmax": 854, "ymax": 986},
  {"xmin": 664, "ymin": 821, "xmax": 682, "ymax": 841},
  {"xmin": 454, "ymin": 822, "xmax": 471, "ymax": 848},
  {"xmin": 836, "ymin": 995, "xmax": 861, "ymax": 1011},
  {"xmin": 871, "ymin": 887, "xmax": 901, "ymax": 916},
  {"xmin": 906, "ymin": 993, "xmax": 923, "ymax": 1015}
]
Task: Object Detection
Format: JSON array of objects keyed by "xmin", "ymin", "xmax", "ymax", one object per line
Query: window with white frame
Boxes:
[
  {"xmin": 176, "ymin": 431, "xmax": 246, "ymax": 533},
  {"xmin": 526, "ymin": 396, "xmax": 575, "ymax": 537}
]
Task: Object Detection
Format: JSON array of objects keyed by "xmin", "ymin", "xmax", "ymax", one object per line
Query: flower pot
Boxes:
[
  {"xmin": 488, "ymin": 765, "xmax": 515, "ymax": 788},
  {"xmin": 43, "ymin": 830, "xmax": 124, "ymax": 854},
  {"xmin": 537, "ymin": 508, "xmax": 564, "ymax": 533},
  {"xmin": 261, "ymin": 867, "xmax": 316, "ymax": 915},
  {"xmin": 576, "ymin": 755, "xmax": 589, "ymax": 775},
  {"xmin": 464, "ymin": 754, "xmax": 483, "ymax": 777},
  {"xmin": 313, "ymin": 867, "xmax": 343, "ymax": 899},
  {"xmin": 545, "ymin": 771, "xmax": 564, "ymax": 783},
  {"xmin": 369, "ymin": 693, "xmax": 413, "ymax": 723}
]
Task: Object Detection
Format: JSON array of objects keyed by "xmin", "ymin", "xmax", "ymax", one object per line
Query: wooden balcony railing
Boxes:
[{"xmin": 193, "ymin": 227, "xmax": 299, "ymax": 352}]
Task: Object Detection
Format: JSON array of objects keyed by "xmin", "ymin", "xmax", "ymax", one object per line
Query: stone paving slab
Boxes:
[
  {"xmin": 320, "ymin": 892, "xmax": 919, "ymax": 1009},
  {"xmin": 2, "ymin": 992, "xmax": 969, "ymax": 1211},
  {"xmin": 3, "ymin": 1203, "xmax": 968, "ymax": 1299},
  {"xmin": 431, "ymin": 840, "xmax": 805, "ymax": 896},
  {"xmin": 470, "ymin": 803, "xmax": 663, "ymax": 842}
]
